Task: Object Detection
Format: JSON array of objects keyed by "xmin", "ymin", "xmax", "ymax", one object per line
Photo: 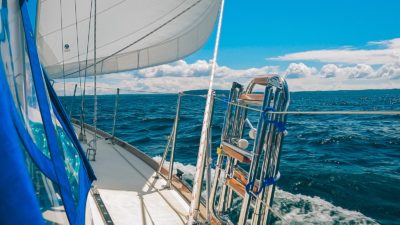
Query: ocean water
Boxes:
[{"xmin": 62, "ymin": 89, "xmax": 400, "ymax": 224}]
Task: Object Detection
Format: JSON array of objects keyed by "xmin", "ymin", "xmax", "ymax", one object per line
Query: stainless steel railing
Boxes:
[
  {"xmin": 156, "ymin": 92, "xmax": 183, "ymax": 188},
  {"xmin": 111, "ymin": 88, "xmax": 120, "ymax": 141},
  {"xmin": 67, "ymin": 75, "xmax": 290, "ymax": 224}
]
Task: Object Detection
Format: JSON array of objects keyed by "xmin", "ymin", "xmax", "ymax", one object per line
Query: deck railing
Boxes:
[{"xmin": 62, "ymin": 78, "xmax": 400, "ymax": 225}]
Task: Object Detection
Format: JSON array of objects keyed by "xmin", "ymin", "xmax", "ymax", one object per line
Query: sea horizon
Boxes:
[{"xmin": 59, "ymin": 87, "xmax": 400, "ymax": 96}]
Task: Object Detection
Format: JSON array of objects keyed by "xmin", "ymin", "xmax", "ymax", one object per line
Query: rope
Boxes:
[
  {"xmin": 93, "ymin": 0, "xmax": 98, "ymax": 151},
  {"xmin": 80, "ymin": 0, "xmax": 94, "ymax": 137},
  {"xmin": 60, "ymin": 84, "xmax": 400, "ymax": 116},
  {"xmin": 270, "ymin": 111, "xmax": 400, "ymax": 115},
  {"xmin": 245, "ymin": 172, "xmax": 281, "ymax": 196},
  {"xmin": 188, "ymin": 0, "xmax": 225, "ymax": 223},
  {"xmin": 63, "ymin": 85, "xmax": 396, "ymax": 223},
  {"xmin": 243, "ymin": 172, "xmax": 290, "ymax": 224},
  {"xmin": 61, "ymin": 84, "xmax": 400, "ymax": 116},
  {"xmin": 73, "ymin": 0, "xmax": 82, "ymax": 97},
  {"xmin": 262, "ymin": 203, "xmax": 290, "ymax": 224},
  {"xmin": 213, "ymin": 96, "xmax": 400, "ymax": 115},
  {"xmin": 59, "ymin": 0, "xmax": 66, "ymax": 97}
]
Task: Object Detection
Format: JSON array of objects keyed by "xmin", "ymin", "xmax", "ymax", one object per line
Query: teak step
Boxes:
[
  {"xmin": 222, "ymin": 144, "xmax": 252, "ymax": 163},
  {"xmin": 239, "ymin": 93, "xmax": 264, "ymax": 102},
  {"xmin": 226, "ymin": 178, "xmax": 246, "ymax": 197},
  {"xmin": 233, "ymin": 168, "xmax": 248, "ymax": 185},
  {"xmin": 253, "ymin": 77, "xmax": 269, "ymax": 86},
  {"xmin": 238, "ymin": 93, "xmax": 265, "ymax": 106},
  {"xmin": 226, "ymin": 177, "xmax": 259, "ymax": 198}
]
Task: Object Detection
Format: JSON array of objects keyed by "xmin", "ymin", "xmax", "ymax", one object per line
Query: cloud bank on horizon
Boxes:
[{"xmin": 55, "ymin": 38, "xmax": 400, "ymax": 95}]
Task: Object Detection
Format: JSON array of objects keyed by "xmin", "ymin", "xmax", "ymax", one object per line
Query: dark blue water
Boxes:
[{"xmin": 62, "ymin": 89, "xmax": 400, "ymax": 224}]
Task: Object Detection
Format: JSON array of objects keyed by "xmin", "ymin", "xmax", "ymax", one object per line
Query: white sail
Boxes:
[{"xmin": 36, "ymin": 0, "xmax": 220, "ymax": 79}]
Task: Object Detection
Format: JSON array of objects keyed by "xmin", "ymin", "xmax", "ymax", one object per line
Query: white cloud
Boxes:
[
  {"xmin": 270, "ymin": 38, "xmax": 400, "ymax": 65},
  {"xmin": 320, "ymin": 64, "xmax": 375, "ymax": 79},
  {"xmin": 135, "ymin": 60, "xmax": 211, "ymax": 78},
  {"xmin": 320, "ymin": 64, "xmax": 339, "ymax": 78},
  {"xmin": 55, "ymin": 38, "xmax": 400, "ymax": 95},
  {"xmin": 374, "ymin": 63, "xmax": 400, "ymax": 80},
  {"xmin": 133, "ymin": 59, "xmax": 280, "ymax": 79},
  {"xmin": 55, "ymin": 59, "xmax": 400, "ymax": 95},
  {"xmin": 284, "ymin": 63, "xmax": 317, "ymax": 79},
  {"xmin": 55, "ymin": 60, "xmax": 280, "ymax": 95},
  {"xmin": 285, "ymin": 63, "xmax": 400, "ymax": 91}
]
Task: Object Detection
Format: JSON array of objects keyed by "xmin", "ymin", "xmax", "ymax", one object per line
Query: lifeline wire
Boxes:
[
  {"xmin": 63, "ymin": 85, "xmax": 395, "ymax": 222},
  {"xmin": 60, "ymin": 84, "xmax": 400, "ymax": 116},
  {"xmin": 213, "ymin": 96, "xmax": 400, "ymax": 115},
  {"xmin": 58, "ymin": 83, "xmax": 400, "ymax": 116}
]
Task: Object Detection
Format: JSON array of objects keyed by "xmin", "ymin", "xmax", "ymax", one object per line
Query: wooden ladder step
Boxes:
[
  {"xmin": 226, "ymin": 178, "xmax": 246, "ymax": 197},
  {"xmin": 226, "ymin": 177, "xmax": 259, "ymax": 198},
  {"xmin": 252, "ymin": 77, "xmax": 269, "ymax": 86},
  {"xmin": 239, "ymin": 93, "xmax": 264, "ymax": 102},
  {"xmin": 222, "ymin": 144, "xmax": 252, "ymax": 163},
  {"xmin": 238, "ymin": 94, "xmax": 264, "ymax": 106},
  {"xmin": 233, "ymin": 168, "xmax": 248, "ymax": 185}
]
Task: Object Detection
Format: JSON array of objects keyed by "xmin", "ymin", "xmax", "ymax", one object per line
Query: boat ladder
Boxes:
[{"xmin": 209, "ymin": 75, "xmax": 290, "ymax": 225}]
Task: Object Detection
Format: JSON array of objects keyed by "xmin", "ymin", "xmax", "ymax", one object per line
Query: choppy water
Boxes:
[{"xmin": 62, "ymin": 89, "xmax": 400, "ymax": 224}]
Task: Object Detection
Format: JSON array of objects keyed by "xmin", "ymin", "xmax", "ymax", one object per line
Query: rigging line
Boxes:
[
  {"xmin": 59, "ymin": 0, "xmax": 66, "ymax": 98},
  {"xmin": 258, "ymin": 200, "xmax": 290, "ymax": 224},
  {"xmin": 188, "ymin": 0, "xmax": 225, "ymax": 223},
  {"xmin": 80, "ymin": 0, "xmax": 194, "ymax": 58},
  {"xmin": 58, "ymin": 84, "xmax": 400, "ymax": 115},
  {"xmin": 73, "ymin": 0, "xmax": 83, "ymax": 104},
  {"xmin": 64, "ymin": 0, "xmax": 203, "ymax": 78},
  {"xmin": 41, "ymin": 0, "xmax": 194, "ymax": 66},
  {"xmin": 93, "ymin": 0, "xmax": 98, "ymax": 151},
  {"xmin": 40, "ymin": 0, "xmax": 129, "ymax": 37},
  {"xmin": 213, "ymin": 96, "xmax": 400, "ymax": 115},
  {"xmin": 245, "ymin": 191, "xmax": 290, "ymax": 224},
  {"xmin": 73, "ymin": 0, "xmax": 82, "ymax": 92},
  {"xmin": 268, "ymin": 111, "xmax": 400, "ymax": 115},
  {"xmin": 81, "ymin": 0, "xmax": 94, "ymax": 137}
]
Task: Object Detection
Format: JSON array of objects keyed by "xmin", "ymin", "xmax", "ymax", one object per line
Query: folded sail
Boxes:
[{"xmin": 36, "ymin": 0, "xmax": 221, "ymax": 79}]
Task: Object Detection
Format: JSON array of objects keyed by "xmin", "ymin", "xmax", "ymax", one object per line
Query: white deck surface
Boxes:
[{"xmin": 75, "ymin": 125, "xmax": 190, "ymax": 225}]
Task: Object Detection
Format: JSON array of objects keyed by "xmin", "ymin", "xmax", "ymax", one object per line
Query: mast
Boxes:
[{"xmin": 187, "ymin": 0, "xmax": 226, "ymax": 223}]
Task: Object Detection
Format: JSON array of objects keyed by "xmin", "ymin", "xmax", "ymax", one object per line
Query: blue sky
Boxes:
[
  {"xmin": 188, "ymin": 0, "xmax": 400, "ymax": 68},
  {"xmin": 55, "ymin": 0, "xmax": 400, "ymax": 94}
]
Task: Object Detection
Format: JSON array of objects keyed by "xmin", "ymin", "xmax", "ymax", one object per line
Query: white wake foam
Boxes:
[
  {"xmin": 153, "ymin": 157, "xmax": 378, "ymax": 224},
  {"xmin": 273, "ymin": 189, "xmax": 377, "ymax": 224}
]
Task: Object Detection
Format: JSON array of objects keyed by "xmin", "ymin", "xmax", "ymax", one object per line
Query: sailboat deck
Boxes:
[{"xmin": 74, "ymin": 125, "xmax": 190, "ymax": 225}]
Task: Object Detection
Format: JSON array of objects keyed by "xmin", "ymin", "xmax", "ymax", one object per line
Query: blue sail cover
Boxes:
[{"xmin": 0, "ymin": 0, "xmax": 95, "ymax": 224}]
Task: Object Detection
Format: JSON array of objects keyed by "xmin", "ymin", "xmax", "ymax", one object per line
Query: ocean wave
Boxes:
[
  {"xmin": 153, "ymin": 157, "xmax": 378, "ymax": 224},
  {"xmin": 273, "ymin": 190, "xmax": 377, "ymax": 224}
]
